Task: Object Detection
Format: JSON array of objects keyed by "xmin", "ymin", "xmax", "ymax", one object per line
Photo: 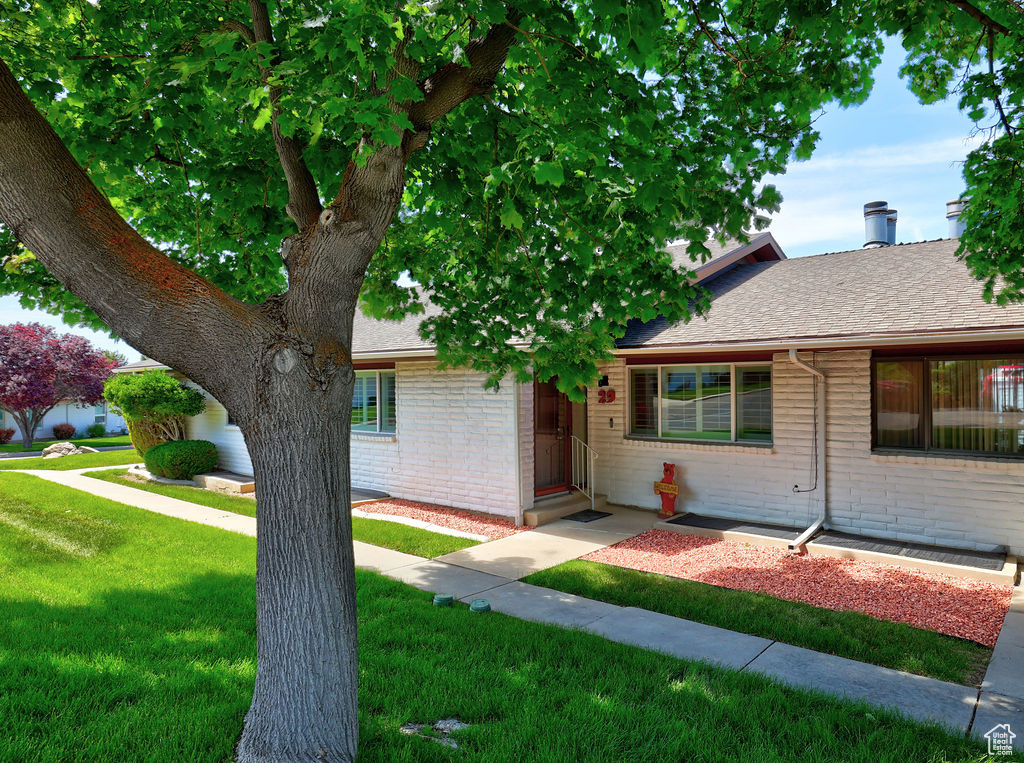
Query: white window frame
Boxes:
[
  {"xmin": 627, "ymin": 361, "xmax": 772, "ymax": 443},
  {"xmin": 94, "ymin": 403, "xmax": 107, "ymax": 426},
  {"xmin": 353, "ymin": 370, "xmax": 396, "ymax": 435}
]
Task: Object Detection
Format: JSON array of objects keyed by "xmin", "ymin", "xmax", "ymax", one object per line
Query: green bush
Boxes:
[
  {"xmin": 144, "ymin": 440, "xmax": 218, "ymax": 480},
  {"xmin": 127, "ymin": 420, "xmax": 164, "ymax": 457},
  {"xmin": 104, "ymin": 371, "xmax": 205, "ymax": 455},
  {"xmin": 86, "ymin": 423, "xmax": 106, "ymax": 438}
]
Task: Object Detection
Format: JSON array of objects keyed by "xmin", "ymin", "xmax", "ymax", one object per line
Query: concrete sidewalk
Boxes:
[{"xmin": 11, "ymin": 466, "xmax": 1015, "ymax": 745}]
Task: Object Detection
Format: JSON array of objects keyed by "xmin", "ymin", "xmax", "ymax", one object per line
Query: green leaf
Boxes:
[
  {"xmin": 533, "ymin": 161, "xmax": 565, "ymax": 187},
  {"xmin": 499, "ymin": 198, "xmax": 524, "ymax": 230}
]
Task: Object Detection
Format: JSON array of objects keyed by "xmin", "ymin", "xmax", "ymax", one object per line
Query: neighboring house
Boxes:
[
  {"xmin": 1, "ymin": 401, "xmax": 126, "ymax": 441},
  {"xmin": 132, "ymin": 201, "xmax": 1024, "ymax": 557}
]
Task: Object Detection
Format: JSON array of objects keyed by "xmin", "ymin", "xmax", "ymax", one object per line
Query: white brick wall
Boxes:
[
  {"xmin": 189, "ymin": 362, "xmax": 526, "ymax": 519},
  {"xmin": 364, "ymin": 362, "xmax": 522, "ymax": 517},
  {"xmin": 518, "ymin": 381, "xmax": 535, "ymax": 515},
  {"xmin": 591, "ymin": 351, "xmax": 1024, "ymax": 555},
  {"xmin": 590, "ymin": 356, "xmax": 822, "ymax": 529}
]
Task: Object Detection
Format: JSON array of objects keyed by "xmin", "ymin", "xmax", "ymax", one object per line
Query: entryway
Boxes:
[{"xmin": 533, "ymin": 378, "xmax": 588, "ymax": 496}]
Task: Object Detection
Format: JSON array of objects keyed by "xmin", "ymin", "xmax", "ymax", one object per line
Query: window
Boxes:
[
  {"xmin": 873, "ymin": 356, "xmax": 1024, "ymax": 456},
  {"xmin": 94, "ymin": 403, "xmax": 106, "ymax": 426},
  {"xmin": 629, "ymin": 363, "xmax": 772, "ymax": 443},
  {"xmin": 352, "ymin": 370, "xmax": 396, "ymax": 434}
]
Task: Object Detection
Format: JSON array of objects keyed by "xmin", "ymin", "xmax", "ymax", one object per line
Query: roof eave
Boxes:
[{"xmin": 615, "ymin": 326, "xmax": 1024, "ymax": 355}]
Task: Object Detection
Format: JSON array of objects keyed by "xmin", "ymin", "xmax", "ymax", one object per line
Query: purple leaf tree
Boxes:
[{"xmin": 0, "ymin": 323, "xmax": 115, "ymax": 449}]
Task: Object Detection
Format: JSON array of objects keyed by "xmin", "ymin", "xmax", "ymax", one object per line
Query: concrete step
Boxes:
[
  {"xmin": 193, "ymin": 471, "xmax": 255, "ymax": 495},
  {"xmin": 524, "ymin": 492, "xmax": 607, "ymax": 527},
  {"xmin": 655, "ymin": 513, "xmax": 801, "ymax": 551}
]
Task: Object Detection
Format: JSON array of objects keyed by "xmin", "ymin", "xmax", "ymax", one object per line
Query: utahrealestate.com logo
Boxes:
[{"xmin": 984, "ymin": 724, "xmax": 1016, "ymax": 756}]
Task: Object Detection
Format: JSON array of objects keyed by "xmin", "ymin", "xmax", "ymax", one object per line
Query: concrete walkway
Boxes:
[
  {"xmin": 974, "ymin": 587, "xmax": 1024, "ymax": 748},
  {"xmin": 10, "ymin": 467, "xmax": 1015, "ymax": 744}
]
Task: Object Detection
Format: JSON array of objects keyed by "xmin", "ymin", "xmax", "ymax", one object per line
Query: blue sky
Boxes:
[{"xmin": 0, "ymin": 40, "xmax": 979, "ymax": 354}]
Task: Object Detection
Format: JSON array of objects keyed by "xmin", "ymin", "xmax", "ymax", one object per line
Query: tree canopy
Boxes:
[{"xmin": 0, "ymin": 0, "xmax": 900, "ymax": 391}]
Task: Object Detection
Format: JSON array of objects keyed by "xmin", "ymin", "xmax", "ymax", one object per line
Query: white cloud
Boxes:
[{"xmin": 783, "ymin": 134, "xmax": 985, "ymax": 176}]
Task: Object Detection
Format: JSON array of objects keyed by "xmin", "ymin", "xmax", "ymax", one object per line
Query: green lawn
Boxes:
[
  {"xmin": 0, "ymin": 449, "xmax": 142, "ymax": 471},
  {"xmin": 524, "ymin": 560, "xmax": 991, "ymax": 686},
  {"xmin": 86, "ymin": 469, "xmax": 477, "ymax": 557},
  {"xmin": 0, "ymin": 434, "xmax": 133, "ymax": 453},
  {"xmin": 0, "ymin": 471, "xmax": 1005, "ymax": 762}
]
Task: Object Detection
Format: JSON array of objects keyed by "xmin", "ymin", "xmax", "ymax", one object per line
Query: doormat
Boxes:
[{"xmin": 563, "ymin": 509, "xmax": 612, "ymax": 523}]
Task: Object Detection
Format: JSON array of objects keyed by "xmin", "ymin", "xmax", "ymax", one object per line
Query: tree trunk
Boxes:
[
  {"xmin": 234, "ymin": 348, "xmax": 359, "ymax": 762},
  {"xmin": 13, "ymin": 409, "xmax": 41, "ymax": 450}
]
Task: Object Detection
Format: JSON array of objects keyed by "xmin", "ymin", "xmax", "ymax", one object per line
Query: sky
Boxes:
[{"xmin": 0, "ymin": 39, "xmax": 980, "ymax": 353}]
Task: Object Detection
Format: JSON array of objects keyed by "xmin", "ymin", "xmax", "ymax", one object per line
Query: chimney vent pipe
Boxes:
[
  {"xmin": 886, "ymin": 209, "xmax": 898, "ymax": 246},
  {"xmin": 864, "ymin": 201, "xmax": 889, "ymax": 248},
  {"xmin": 946, "ymin": 198, "xmax": 966, "ymax": 238}
]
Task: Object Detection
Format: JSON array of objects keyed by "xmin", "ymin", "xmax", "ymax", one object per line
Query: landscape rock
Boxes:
[
  {"xmin": 79, "ymin": 446, "xmax": 99, "ymax": 453},
  {"xmin": 41, "ymin": 442, "xmax": 85, "ymax": 458},
  {"xmin": 398, "ymin": 718, "xmax": 469, "ymax": 749}
]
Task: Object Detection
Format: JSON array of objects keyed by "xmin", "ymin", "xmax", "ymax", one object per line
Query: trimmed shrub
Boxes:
[
  {"xmin": 86, "ymin": 423, "xmax": 107, "ymax": 438},
  {"xmin": 145, "ymin": 440, "xmax": 218, "ymax": 480},
  {"xmin": 127, "ymin": 420, "xmax": 164, "ymax": 456},
  {"xmin": 52, "ymin": 423, "xmax": 76, "ymax": 440},
  {"xmin": 0, "ymin": 428, "xmax": 13, "ymax": 445}
]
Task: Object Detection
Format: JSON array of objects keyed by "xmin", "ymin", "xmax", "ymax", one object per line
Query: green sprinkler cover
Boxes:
[
  {"xmin": 433, "ymin": 593, "xmax": 454, "ymax": 607},
  {"xmin": 469, "ymin": 599, "xmax": 491, "ymax": 613}
]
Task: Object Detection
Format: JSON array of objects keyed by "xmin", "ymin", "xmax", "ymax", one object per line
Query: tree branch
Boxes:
[
  {"xmin": 947, "ymin": 0, "xmax": 1010, "ymax": 34},
  {"xmin": 988, "ymin": 27, "xmax": 1015, "ymax": 135},
  {"xmin": 0, "ymin": 57, "xmax": 268, "ymax": 400},
  {"xmin": 246, "ymin": 0, "xmax": 323, "ymax": 229},
  {"xmin": 407, "ymin": 10, "xmax": 522, "ymax": 134}
]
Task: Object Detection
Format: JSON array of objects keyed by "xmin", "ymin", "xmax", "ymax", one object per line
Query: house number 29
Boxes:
[{"xmin": 597, "ymin": 389, "xmax": 616, "ymax": 403}]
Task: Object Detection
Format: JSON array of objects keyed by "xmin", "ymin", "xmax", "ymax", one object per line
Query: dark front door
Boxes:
[{"xmin": 534, "ymin": 379, "xmax": 571, "ymax": 495}]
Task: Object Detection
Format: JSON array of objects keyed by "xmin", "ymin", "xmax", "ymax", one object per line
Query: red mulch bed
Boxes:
[
  {"xmin": 583, "ymin": 529, "xmax": 1011, "ymax": 647},
  {"xmin": 356, "ymin": 498, "xmax": 530, "ymax": 540}
]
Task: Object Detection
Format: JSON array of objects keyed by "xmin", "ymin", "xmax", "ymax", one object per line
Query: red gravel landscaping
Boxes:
[
  {"xmin": 583, "ymin": 529, "xmax": 1011, "ymax": 647},
  {"xmin": 356, "ymin": 498, "xmax": 530, "ymax": 540}
]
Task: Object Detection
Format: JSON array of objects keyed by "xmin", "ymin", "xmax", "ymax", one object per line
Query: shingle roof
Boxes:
[
  {"xmin": 352, "ymin": 302, "xmax": 438, "ymax": 355},
  {"xmin": 350, "ymin": 236, "xmax": 778, "ymax": 356},
  {"xmin": 618, "ymin": 238, "xmax": 1024, "ymax": 349},
  {"xmin": 114, "ymin": 357, "xmax": 170, "ymax": 372}
]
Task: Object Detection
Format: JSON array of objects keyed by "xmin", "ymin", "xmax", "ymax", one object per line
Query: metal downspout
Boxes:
[
  {"xmin": 513, "ymin": 381, "xmax": 524, "ymax": 526},
  {"xmin": 788, "ymin": 349, "xmax": 827, "ymax": 551}
]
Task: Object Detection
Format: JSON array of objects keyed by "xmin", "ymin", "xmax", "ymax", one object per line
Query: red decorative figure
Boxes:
[{"xmin": 653, "ymin": 462, "xmax": 680, "ymax": 519}]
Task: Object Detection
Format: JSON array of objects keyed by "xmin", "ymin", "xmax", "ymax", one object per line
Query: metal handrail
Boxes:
[{"xmin": 569, "ymin": 435, "xmax": 597, "ymax": 510}]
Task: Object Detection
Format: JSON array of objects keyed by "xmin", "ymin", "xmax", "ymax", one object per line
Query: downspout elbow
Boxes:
[{"xmin": 788, "ymin": 348, "xmax": 824, "ymax": 380}]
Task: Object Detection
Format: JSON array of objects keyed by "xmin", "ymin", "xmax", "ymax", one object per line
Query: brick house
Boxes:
[{"xmin": 177, "ymin": 203, "xmax": 1024, "ymax": 557}]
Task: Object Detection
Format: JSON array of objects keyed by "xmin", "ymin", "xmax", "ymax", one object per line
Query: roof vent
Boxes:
[
  {"xmin": 946, "ymin": 198, "xmax": 967, "ymax": 238},
  {"xmin": 886, "ymin": 209, "xmax": 898, "ymax": 246},
  {"xmin": 863, "ymin": 201, "xmax": 890, "ymax": 248}
]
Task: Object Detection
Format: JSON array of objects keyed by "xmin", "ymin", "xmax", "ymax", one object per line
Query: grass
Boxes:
[
  {"xmin": 0, "ymin": 470, "xmax": 1007, "ymax": 762},
  {"xmin": 524, "ymin": 560, "xmax": 992, "ymax": 686},
  {"xmin": 86, "ymin": 468, "xmax": 478, "ymax": 557},
  {"xmin": 0, "ymin": 434, "xmax": 133, "ymax": 453},
  {"xmin": 0, "ymin": 449, "xmax": 142, "ymax": 471}
]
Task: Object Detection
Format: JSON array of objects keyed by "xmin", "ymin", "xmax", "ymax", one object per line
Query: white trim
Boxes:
[
  {"xmin": 353, "ymin": 369, "xmax": 397, "ymax": 435},
  {"xmin": 688, "ymin": 232, "xmax": 787, "ymax": 283}
]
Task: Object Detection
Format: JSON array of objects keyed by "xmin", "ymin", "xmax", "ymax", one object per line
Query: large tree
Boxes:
[
  {"xmin": 0, "ymin": 322, "xmax": 114, "ymax": 448},
  {"xmin": 0, "ymin": 1, "xmax": 1020, "ymax": 759}
]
